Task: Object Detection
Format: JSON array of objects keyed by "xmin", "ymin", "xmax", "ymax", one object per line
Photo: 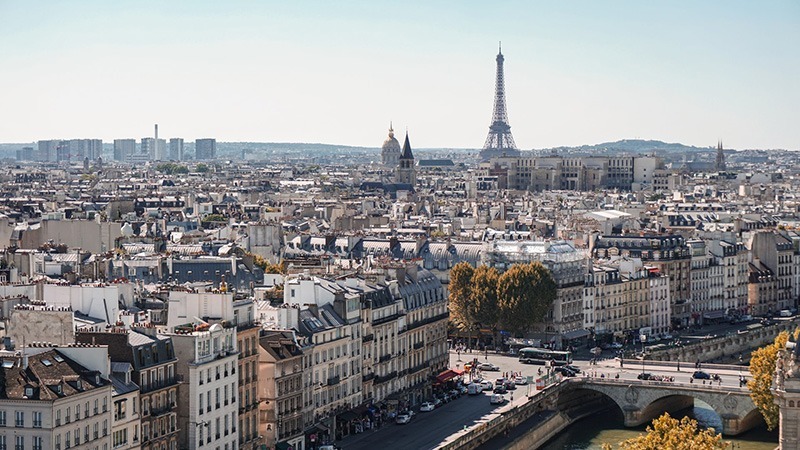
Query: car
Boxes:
[
  {"xmin": 432, "ymin": 397, "xmax": 443, "ymax": 408},
  {"xmin": 493, "ymin": 384, "xmax": 507, "ymax": 394},
  {"xmin": 449, "ymin": 389, "xmax": 461, "ymax": 398},
  {"xmin": 780, "ymin": 309, "xmax": 792, "ymax": 317},
  {"xmin": 693, "ymin": 371, "xmax": 711, "ymax": 380},
  {"xmin": 490, "ymin": 394, "xmax": 506, "ymax": 405},
  {"xmin": 610, "ymin": 342, "xmax": 624, "ymax": 349},
  {"xmin": 514, "ymin": 377, "xmax": 528, "ymax": 385},
  {"xmin": 458, "ymin": 385, "xmax": 468, "ymax": 395},
  {"xmin": 637, "ymin": 372, "xmax": 653, "ymax": 380},
  {"xmin": 480, "ymin": 380, "xmax": 494, "ymax": 390},
  {"xmin": 761, "ymin": 318, "xmax": 777, "ymax": 326},
  {"xmin": 504, "ymin": 381, "xmax": 517, "ymax": 390},
  {"xmin": 395, "ymin": 413, "xmax": 411, "ymax": 424},
  {"xmin": 662, "ymin": 333, "xmax": 673, "ymax": 340},
  {"xmin": 565, "ymin": 365, "xmax": 582, "ymax": 374},
  {"xmin": 494, "ymin": 377, "xmax": 507, "ymax": 386},
  {"xmin": 437, "ymin": 393, "xmax": 450, "ymax": 404},
  {"xmin": 419, "ymin": 402, "xmax": 435, "ymax": 412},
  {"xmin": 478, "ymin": 363, "xmax": 500, "ymax": 371},
  {"xmin": 467, "ymin": 383, "xmax": 483, "ymax": 395},
  {"xmin": 554, "ymin": 367, "xmax": 576, "ymax": 377}
]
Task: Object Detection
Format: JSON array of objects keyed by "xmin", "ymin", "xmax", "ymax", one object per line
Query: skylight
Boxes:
[
  {"xmin": 53, "ymin": 355, "xmax": 65, "ymax": 363},
  {"xmin": 41, "ymin": 359, "xmax": 53, "ymax": 367},
  {"xmin": 2, "ymin": 360, "xmax": 13, "ymax": 369}
]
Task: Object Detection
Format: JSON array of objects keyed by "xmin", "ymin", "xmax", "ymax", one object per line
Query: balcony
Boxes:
[
  {"xmin": 327, "ymin": 375, "xmax": 340, "ymax": 386},
  {"xmin": 379, "ymin": 354, "xmax": 392, "ymax": 363},
  {"xmin": 412, "ymin": 341, "xmax": 424, "ymax": 350},
  {"xmin": 407, "ymin": 312, "xmax": 449, "ymax": 331},
  {"xmin": 362, "ymin": 373, "xmax": 375, "ymax": 382},
  {"xmin": 362, "ymin": 334, "xmax": 374, "ymax": 343},
  {"xmin": 141, "ymin": 377, "xmax": 178, "ymax": 394},
  {"xmin": 409, "ymin": 362, "xmax": 428, "ymax": 374},
  {"xmin": 374, "ymin": 371, "xmax": 397, "ymax": 385},
  {"xmin": 373, "ymin": 313, "xmax": 404, "ymax": 326}
]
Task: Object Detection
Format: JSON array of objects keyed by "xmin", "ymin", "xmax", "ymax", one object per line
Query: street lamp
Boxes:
[
  {"xmin": 640, "ymin": 334, "xmax": 647, "ymax": 376},
  {"xmin": 545, "ymin": 359, "xmax": 552, "ymax": 384}
]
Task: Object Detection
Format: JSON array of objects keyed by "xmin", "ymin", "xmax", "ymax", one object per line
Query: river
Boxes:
[{"xmin": 540, "ymin": 400, "xmax": 778, "ymax": 449}]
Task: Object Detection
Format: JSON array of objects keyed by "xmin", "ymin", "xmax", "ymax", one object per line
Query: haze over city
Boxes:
[{"xmin": 1, "ymin": 0, "xmax": 798, "ymax": 150}]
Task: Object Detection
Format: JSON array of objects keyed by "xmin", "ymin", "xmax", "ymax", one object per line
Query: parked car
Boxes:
[
  {"xmin": 780, "ymin": 310, "xmax": 793, "ymax": 317},
  {"xmin": 396, "ymin": 413, "xmax": 412, "ymax": 424},
  {"xmin": 478, "ymin": 363, "xmax": 500, "ymax": 371},
  {"xmin": 457, "ymin": 385, "xmax": 468, "ymax": 395},
  {"xmin": 494, "ymin": 377, "xmax": 506, "ymax": 386},
  {"xmin": 637, "ymin": 372, "xmax": 653, "ymax": 380},
  {"xmin": 490, "ymin": 394, "xmax": 506, "ymax": 405},
  {"xmin": 449, "ymin": 389, "xmax": 461, "ymax": 398},
  {"xmin": 493, "ymin": 384, "xmax": 507, "ymax": 394},
  {"xmin": 432, "ymin": 397, "xmax": 443, "ymax": 408},
  {"xmin": 420, "ymin": 402, "xmax": 435, "ymax": 412},
  {"xmin": 504, "ymin": 381, "xmax": 517, "ymax": 390},
  {"xmin": 467, "ymin": 383, "xmax": 483, "ymax": 395},
  {"xmin": 514, "ymin": 377, "xmax": 528, "ymax": 385},
  {"xmin": 693, "ymin": 371, "xmax": 711, "ymax": 380},
  {"xmin": 480, "ymin": 380, "xmax": 494, "ymax": 390},
  {"xmin": 564, "ymin": 365, "xmax": 582, "ymax": 374}
]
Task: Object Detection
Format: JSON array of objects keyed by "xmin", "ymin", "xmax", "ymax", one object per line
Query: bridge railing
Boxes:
[
  {"xmin": 621, "ymin": 359, "xmax": 746, "ymax": 372},
  {"xmin": 573, "ymin": 376, "xmax": 749, "ymax": 393}
]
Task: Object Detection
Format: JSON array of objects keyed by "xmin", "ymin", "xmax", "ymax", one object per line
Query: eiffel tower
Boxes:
[{"xmin": 479, "ymin": 43, "xmax": 520, "ymax": 161}]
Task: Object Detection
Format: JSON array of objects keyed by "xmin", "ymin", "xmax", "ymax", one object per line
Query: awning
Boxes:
[
  {"xmin": 435, "ymin": 368, "xmax": 464, "ymax": 383},
  {"xmin": 703, "ymin": 310, "xmax": 727, "ymax": 319},
  {"xmin": 338, "ymin": 411, "xmax": 359, "ymax": 421},
  {"xmin": 562, "ymin": 329, "xmax": 590, "ymax": 340}
]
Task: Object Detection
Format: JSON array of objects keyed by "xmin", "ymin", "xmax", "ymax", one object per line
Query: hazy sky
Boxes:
[{"xmin": 1, "ymin": 1, "xmax": 798, "ymax": 150}]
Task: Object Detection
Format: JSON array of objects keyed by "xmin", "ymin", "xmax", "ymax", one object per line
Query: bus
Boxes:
[{"xmin": 518, "ymin": 347, "xmax": 572, "ymax": 366}]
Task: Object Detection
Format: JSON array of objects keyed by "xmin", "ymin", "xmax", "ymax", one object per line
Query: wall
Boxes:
[{"xmin": 7, "ymin": 308, "xmax": 75, "ymax": 345}]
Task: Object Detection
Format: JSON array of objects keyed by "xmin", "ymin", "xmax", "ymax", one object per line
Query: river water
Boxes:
[{"xmin": 540, "ymin": 400, "xmax": 778, "ymax": 449}]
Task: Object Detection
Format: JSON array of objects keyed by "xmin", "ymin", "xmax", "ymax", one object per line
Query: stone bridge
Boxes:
[{"xmin": 557, "ymin": 378, "xmax": 761, "ymax": 436}]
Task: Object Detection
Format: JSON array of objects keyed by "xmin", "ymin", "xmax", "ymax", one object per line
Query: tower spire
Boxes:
[{"xmin": 480, "ymin": 44, "xmax": 519, "ymax": 161}]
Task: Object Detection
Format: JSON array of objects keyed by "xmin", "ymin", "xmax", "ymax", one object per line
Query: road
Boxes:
[{"xmin": 339, "ymin": 388, "xmax": 505, "ymax": 450}]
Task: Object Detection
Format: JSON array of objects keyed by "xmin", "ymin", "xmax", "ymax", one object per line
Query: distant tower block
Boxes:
[
  {"xmin": 479, "ymin": 42, "xmax": 520, "ymax": 161},
  {"xmin": 715, "ymin": 140, "xmax": 726, "ymax": 171}
]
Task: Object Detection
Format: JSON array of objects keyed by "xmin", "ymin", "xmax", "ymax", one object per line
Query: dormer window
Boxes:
[
  {"xmin": 76, "ymin": 379, "xmax": 82, "ymax": 390},
  {"xmin": 24, "ymin": 387, "xmax": 34, "ymax": 398}
]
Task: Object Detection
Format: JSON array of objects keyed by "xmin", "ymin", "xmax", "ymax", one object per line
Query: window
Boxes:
[
  {"xmin": 114, "ymin": 400, "xmax": 127, "ymax": 421},
  {"xmin": 14, "ymin": 436, "xmax": 22, "ymax": 450},
  {"xmin": 0, "ymin": 410, "xmax": 5, "ymax": 426},
  {"xmin": 33, "ymin": 411, "xmax": 42, "ymax": 428},
  {"xmin": 65, "ymin": 432, "xmax": 70, "ymax": 449},
  {"xmin": 199, "ymin": 393, "xmax": 204, "ymax": 415},
  {"xmin": 103, "ymin": 396, "xmax": 108, "ymax": 412},
  {"xmin": 94, "ymin": 399, "xmax": 99, "ymax": 415},
  {"xmin": 74, "ymin": 429, "xmax": 79, "ymax": 445},
  {"xmin": 55, "ymin": 435, "xmax": 60, "ymax": 450},
  {"xmin": 14, "ymin": 411, "xmax": 23, "ymax": 427}
]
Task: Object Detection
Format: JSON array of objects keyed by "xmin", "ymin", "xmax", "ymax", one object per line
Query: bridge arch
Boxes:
[
  {"xmin": 556, "ymin": 386, "xmax": 625, "ymax": 422},
  {"xmin": 567, "ymin": 381, "xmax": 763, "ymax": 436}
]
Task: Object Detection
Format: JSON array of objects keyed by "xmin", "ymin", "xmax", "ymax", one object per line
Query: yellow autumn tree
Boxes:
[
  {"xmin": 747, "ymin": 330, "xmax": 790, "ymax": 430},
  {"xmin": 602, "ymin": 413, "xmax": 726, "ymax": 450}
]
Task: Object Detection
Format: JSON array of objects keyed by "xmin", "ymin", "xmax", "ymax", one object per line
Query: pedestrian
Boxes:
[
  {"xmin": 718, "ymin": 378, "xmax": 722, "ymax": 386},
  {"xmin": 677, "ymin": 362, "xmax": 680, "ymax": 372},
  {"xmin": 510, "ymin": 392, "xmax": 513, "ymax": 402},
  {"xmin": 690, "ymin": 377, "xmax": 693, "ymax": 384}
]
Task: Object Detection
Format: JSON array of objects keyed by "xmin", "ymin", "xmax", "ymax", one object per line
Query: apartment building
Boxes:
[
  {"xmin": 109, "ymin": 363, "xmax": 141, "ymax": 450},
  {"xmin": 688, "ymin": 239, "xmax": 725, "ymax": 325},
  {"xmin": 0, "ymin": 346, "xmax": 113, "ymax": 450},
  {"xmin": 259, "ymin": 330, "xmax": 305, "ymax": 450},
  {"xmin": 584, "ymin": 259, "xmax": 652, "ymax": 339},
  {"xmin": 707, "ymin": 238, "xmax": 750, "ymax": 316},
  {"xmin": 358, "ymin": 281, "xmax": 403, "ymax": 404},
  {"xmin": 76, "ymin": 326, "xmax": 180, "ymax": 450},
  {"xmin": 750, "ymin": 231, "xmax": 796, "ymax": 313}
]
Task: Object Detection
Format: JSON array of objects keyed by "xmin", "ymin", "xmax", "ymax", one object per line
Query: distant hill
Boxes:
[{"xmin": 537, "ymin": 139, "xmax": 712, "ymax": 155}]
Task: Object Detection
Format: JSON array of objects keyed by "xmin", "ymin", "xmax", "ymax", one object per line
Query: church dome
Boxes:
[
  {"xmin": 382, "ymin": 128, "xmax": 401, "ymax": 153},
  {"xmin": 381, "ymin": 125, "xmax": 401, "ymax": 167}
]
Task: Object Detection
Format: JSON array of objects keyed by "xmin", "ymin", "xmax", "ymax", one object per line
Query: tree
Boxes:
[
  {"xmin": 748, "ymin": 330, "xmax": 790, "ymax": 430},
  {"xmin": 448, "ymin": 262, "xmax": 476, "ymax": 331},
  {"xmin": 195, "ymin": 163, "xmax": 210, "ymax": 173},
  {"xmin": 471, "ymin": 265, "xmax": 500, "ymax": 330},
  {"xmin": 602, "ymin": 413, "xmax": 726, "ymax": 450},
  {"xmin": 155, "ymin": 163, "xmax": 189, "ymax": 174},
  {"xmin": 252, "ymin": 254, "xmax": 285, "ymax": 274},
  {"xmin": 496, "ymin": 262, "xmax": 557, "ymax": 336}
]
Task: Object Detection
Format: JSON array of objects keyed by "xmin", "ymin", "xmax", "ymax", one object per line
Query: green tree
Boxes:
[
  {"xmin": 155, "ymin": 163, "xmax": 189, "ymax": 174},
  {"xmin": 748, "ymin": 330, "xmax": 790, "ymax": 430},
  {"xmin": 496, "ymin": 261, "xmax": 557, "ymax": 336},
  {"xmin": 252, "ymin": 254, "xmax": 286, "ymax": 274},
  {"xmin": 195, "ymin": 163, "xmax": 210, "ymax": 173},
  {"xmin": 602, "ymin": 413, "xmax": 726, "ymax": 450},
  {"xmin": 448, "ymin": 262, "xmax": 476, "ymax": 332}
]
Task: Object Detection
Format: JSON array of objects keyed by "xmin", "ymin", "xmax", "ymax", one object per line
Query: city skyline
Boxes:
[{"xmin": 1, "ymin": 1, "xmax": 798, "ymax": 150}]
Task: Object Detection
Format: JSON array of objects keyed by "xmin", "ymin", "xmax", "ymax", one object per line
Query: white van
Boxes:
[
  {"xmin": 780, "ymin": 310, "xmax": 792, "ymax": 317},
  {"xmin": 467, "ymin": 383, "xmax": 483, "ymax": 395}
]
